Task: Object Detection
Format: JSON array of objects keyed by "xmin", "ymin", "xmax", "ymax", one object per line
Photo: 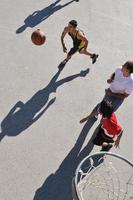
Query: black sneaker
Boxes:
[
  {"xmin": 91, "ymin": 54, "xmax": 99, "ymax": 64},
  {"xmin": 101, "ymin": 143, "xmax": 113, "ymax": 151},
  {"xmin": 75, "ymin": 0, "xmax": 79, "ymax": 1}
]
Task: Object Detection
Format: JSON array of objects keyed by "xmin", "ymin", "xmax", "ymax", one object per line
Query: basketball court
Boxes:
[{"xmin": 0, "ymin": 0, "xmax": 133, "ymax": 199}]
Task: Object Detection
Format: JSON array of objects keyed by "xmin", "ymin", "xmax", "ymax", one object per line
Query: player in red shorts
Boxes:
[{"xmin": 80, "ymin": 100, "xmax": 123, "ymax": 151}]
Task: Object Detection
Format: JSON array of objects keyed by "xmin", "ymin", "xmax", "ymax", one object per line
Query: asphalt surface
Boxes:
[{"xmin": 0, "ymin": 0, "xmax": 133, "ymax": 199}]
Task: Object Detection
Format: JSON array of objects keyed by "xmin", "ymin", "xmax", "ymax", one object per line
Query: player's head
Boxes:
[
  {"xmin": 68, "ymin": 20, "xmax": 78, "ymax": 28},
  {"xmin": 122, "ymin": 61, "xmax": 133, "ymax": 76},
  {"xmin": 99, "ymin": 100, "xmax": 114, "ymax": 118}
]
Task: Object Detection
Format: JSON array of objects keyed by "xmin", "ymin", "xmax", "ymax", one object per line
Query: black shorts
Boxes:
[
  {"xmin": 68, "ymin": 39, "xmax": 84, "ymax": 56},
  {"xmin": 68, "ymin": 46, "xmax": 84, "ymax": 56},
  {"xmin": 68, "ymin": 46, "xmax": 79, "ymax": 56},
  {"xmin": 93, "ymin": 127, "xmax": 114, "ymax": 146}
]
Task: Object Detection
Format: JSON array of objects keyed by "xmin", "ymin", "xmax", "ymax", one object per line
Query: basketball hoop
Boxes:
[{"xmin": 72, "ymin": 152, "xmax": 133, "ymax": 200}]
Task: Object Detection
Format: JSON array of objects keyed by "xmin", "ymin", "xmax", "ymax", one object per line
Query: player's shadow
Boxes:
[
  {"xmin": 33, "ymin": 117, "xmax": 99, "ymax": 200},
  {"xmin": 0, "ymin": 67, "xmax": 90, "ymax": 142},
  {"xmin": 16, "ymin": 0, "xmax": 75, "ymax": 34}
]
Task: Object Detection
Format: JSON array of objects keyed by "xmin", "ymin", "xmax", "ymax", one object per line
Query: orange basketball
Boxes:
[{"xmin": 31, "ymin": 29, "xmax": 46, "ymax": 45}]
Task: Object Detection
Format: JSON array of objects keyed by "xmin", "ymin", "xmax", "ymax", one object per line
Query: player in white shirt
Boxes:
[
  {"xmin": 82, "ymin": 61, "xmax": 133, "ymax": 119},
  {"xmin": 105, "ymin": 61, "xmax": 133, "ymax": 110}
]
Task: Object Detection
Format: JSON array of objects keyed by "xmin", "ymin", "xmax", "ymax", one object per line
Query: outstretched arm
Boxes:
[
  {"xmin": 80, "ymin": 116, "xmax": 90, "ymax": 123},
  {"xmin": 80, "ymin": 110, "xmax": 98, "ymax": 123},
  {"xmin": 61, "ymin": 27, "xmax": 68, "ymax": 53}
]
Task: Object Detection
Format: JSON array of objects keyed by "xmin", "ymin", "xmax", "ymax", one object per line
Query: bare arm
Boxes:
[
  {"xmin": 114, "ymin": 130, "xmax": 123, "ymax": 148},
  {"xmin": 107, "ymin": 72, "xmax": 115, "ymax": 84},
  {"xmin": 80, "ymin": 116, "xmax": 90, "ymax": 123},
  {"xmin": 61, "ymin": 27, "xmax": 68, "ymax": 53},
  {"xmin": 80, "ymin": 109, "xmax": 99, "ymax": 123}
]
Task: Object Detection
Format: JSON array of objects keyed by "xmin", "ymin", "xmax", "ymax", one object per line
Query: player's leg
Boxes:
[
  {"xmin": 101, "ymin": 142, "xmax": 113, "ymax": 151},
  {"xmin": 61, "ymin": 54, "xmax": 71, "ymax": 65},
  {"xmin": 79, "ymin": 48, "xmax": 99, "ymax": 64},
  {"xmin": 93, "ymin": 127, "xmax": 105, "ymax": 146},
  {"xmin": 101, "ymin": 133, "xmax": 114, "ymax": 151},
  {"xmin": 61, "ymin": 46, "xmax": 78, "ymax": 65},
  {"xmin": 93, "ymin": 127, "xmax": 114, "ymax": 151}
]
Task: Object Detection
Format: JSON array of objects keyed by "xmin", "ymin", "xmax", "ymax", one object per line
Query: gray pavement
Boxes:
[{"xmin": 0, "ymin": 0, "xmax": 133, "ymax": 199}]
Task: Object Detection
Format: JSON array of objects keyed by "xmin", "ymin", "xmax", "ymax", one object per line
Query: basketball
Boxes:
[{"xmin": 31, "ymin": 29, "xmax": 46, "ymax": 45}]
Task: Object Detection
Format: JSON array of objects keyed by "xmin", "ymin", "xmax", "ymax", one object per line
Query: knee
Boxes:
[
  {"xmin": 102, "ymin": 142, "xmax": 108, "ymax": 147},
  {"xmin": 79, "ymin": 49, "xmax": 84, "ymax": 54}
]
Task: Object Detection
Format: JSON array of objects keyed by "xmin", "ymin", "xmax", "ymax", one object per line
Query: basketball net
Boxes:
[{"xmin": 73, "ymin": 152, "xmax": 133, "ymax": 200}]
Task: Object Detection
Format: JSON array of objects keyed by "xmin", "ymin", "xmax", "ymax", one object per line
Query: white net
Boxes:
[{"xmin": 74, "ymin": 152, "xmax": 133, "ymax": 200}]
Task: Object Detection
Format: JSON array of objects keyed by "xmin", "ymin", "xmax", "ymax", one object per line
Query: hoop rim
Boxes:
[{"xmin": 74, "ymin": 152, "xmax": 133, "ymax": 200}]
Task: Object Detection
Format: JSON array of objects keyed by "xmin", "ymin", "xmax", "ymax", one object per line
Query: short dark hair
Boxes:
[
  {"xmin": 69, "ymin": 20, "xmax": 77, "ymax": 28},
  {"xmin": 123, "ymin": 61, "xmax": 133, "ymax": 74},
  {"xmin": 99, "ymin": 100, "xmax": 114, "ymax": 118}
]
